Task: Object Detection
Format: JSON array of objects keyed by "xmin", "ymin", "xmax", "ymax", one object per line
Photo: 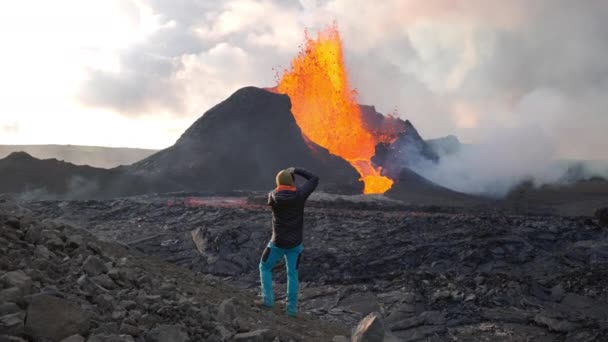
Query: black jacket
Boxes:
[{"xmin": 268, "ymin": 168, "xmax": 319, "ymax": 248}]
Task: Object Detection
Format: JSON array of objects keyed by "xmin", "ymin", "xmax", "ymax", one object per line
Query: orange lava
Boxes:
[{"xmin": 274, "ymin": 27, "xmax": 394, "ymax": 194}]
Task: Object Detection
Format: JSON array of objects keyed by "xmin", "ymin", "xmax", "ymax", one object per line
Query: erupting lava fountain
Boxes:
[{"xmin": 273, "ymin": 26, "xmax": 401, "ymax": 194}]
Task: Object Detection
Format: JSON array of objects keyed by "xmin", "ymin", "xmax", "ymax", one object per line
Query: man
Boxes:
[{"xmin": 258, "ymin": 167, "xmax": 319, "ymax": 317}]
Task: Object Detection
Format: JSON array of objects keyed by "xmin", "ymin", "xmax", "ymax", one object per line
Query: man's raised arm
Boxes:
[{"xmin": 292, "ymin": 167, "xmax": 319, "ymax": 199}]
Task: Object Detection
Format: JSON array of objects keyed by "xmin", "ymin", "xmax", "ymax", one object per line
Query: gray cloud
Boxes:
[{"xmin": 77, "ymin": 0, "xmax": 608, "ymax": 194}]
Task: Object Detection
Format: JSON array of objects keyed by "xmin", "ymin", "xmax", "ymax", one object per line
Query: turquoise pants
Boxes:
[{"xmin": 259, "ymin": 242, "xmax": 303, "ymax": 316}]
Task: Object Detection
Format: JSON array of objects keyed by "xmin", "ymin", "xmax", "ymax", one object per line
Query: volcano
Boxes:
[{"xmin": 127, "ymin": 87, "xmax": 363, "ymax": 193}]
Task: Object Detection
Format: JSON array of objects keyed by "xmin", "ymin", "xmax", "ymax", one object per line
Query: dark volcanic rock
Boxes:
[
  {"xmin": 128, "ymin": 87, "xmax": 363, "ymax": 193},
  {"xmin": 596, "ymin": 207, "xmax": 608, "ymax": 227},
  {"xmin": 372, "ymin": 120, "xmax": 438, "ymax": 179},
  {"xmin": 25, "ymin": 294, "xmax": 91, "ymax": 341},
  {"xmin": 0, "ymin": 199, "xmax": 348, "ymax": 341},
  {"xmin": 0, "ymin": 152, "xmax": 149, "ymax": 199},
  {"xmin": 27, "ymin": 193, "xmax": 608, "ymax": 341},
  {"xmin": 359, "ymin": 105, "xmax": 406, "ymax": 140},
  {"xmin": 426, "ymin": 135, "xmax": 463, "ymax": 157}
]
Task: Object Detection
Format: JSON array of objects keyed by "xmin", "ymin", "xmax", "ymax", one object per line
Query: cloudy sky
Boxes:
[{"xmin": 1, "ymin": 0, "xmax": 606, "ymax": 160}]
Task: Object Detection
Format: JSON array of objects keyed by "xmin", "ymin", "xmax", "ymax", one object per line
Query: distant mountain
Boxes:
[
  {"xmin": 372, "ymin": 120, "xmax": 439, "ymax": 179},
  {"xmin": 0, "ymin": 152, "xmax": 148, "ymax": 199},
  {"xmin": 0, "ymin": 145, "xmax": 157, "ymax": 169},
  {"xmin": 425, "ymin": 135, "xmax": 464, "ymax": 157}
]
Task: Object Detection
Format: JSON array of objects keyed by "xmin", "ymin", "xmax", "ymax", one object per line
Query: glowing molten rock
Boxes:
[{"xmin": 274, "ymin": 27, "xmax": 394, "ymax": 194}]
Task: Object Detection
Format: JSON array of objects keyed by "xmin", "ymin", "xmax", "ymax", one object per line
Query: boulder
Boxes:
[
  {"xmin": 0, "ymin": 302, "xmax": 20, "ymax": 315},
  {"xmin": 60, "ymin": 335, "xmax": 86, "ymax": 342},
  {"xmin": 218, "ymin": 298, "xmax": 237, "ymax": 323},
  {"xmin": 88, "ymin": 334, "xmax": 135, "ymax": 342},
  {"xmin": 596, "ymin": 207, "xmax": 608, "ymax": 227},
  {"xmin": 25, "ymin": 294, "xmax": 90, "ymax": 341},
  {"xmin": 0, "ymin": 287, "xmax": 23, "ymax": 303},
  {"xmin": 0, "ymin": 270, "xmax": 32, "ymax": 295},
  {"xmin": 534, "ymin": 314, "xmax": 578, "ymax": 332},
  {"xmin": 0, "ymin": 311, "xmax": 25, "ymax": 335},
  {"xmin": 146, "ymin": 324, "xmax": 189, "ymax": 342},
  {"xmin": 233, "ymin": 329, "xmax": 274, "ymax": 342},
  {"xmin": 83, "ymin": 255, "xmax": 108, "ymax": 276},
  {"xmin": 352, "ymin": 312, "xmax": 385, "ymax": 342}
]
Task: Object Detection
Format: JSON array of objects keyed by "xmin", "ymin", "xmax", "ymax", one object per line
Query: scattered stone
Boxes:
[
  {"xmin": 0, "ymin": 302, "xmax": 20, "ymax": 315},
  {"xmin": 146, "ymin": 324, "xmax": 189, "ymax": 342},
  {"xmin": 67, "ymin": 234, "xmax": 85, "ymax": 248},
  {"xmin": 60, "ymin": 335, "xmax": 86, "ymax": 342},
  {"xmin": 0, "ymin": 311, "xmax": 25, "ymax": 335},
  {"xmin": 233, "ymin": 329, "xmax": 274, "ymax": 342},
  {"xmin": 83, "ymin": 255, "xmax": 109, "ymax": 276},
  {"xmin": 352, "ymin": 312, "xmax": 385, "ymax": 342},
  {"xmin": 218, "ymin": 297, "xmax": 237, "ymax": 323},
  {"xmin": 25, "ymin": 294, "xmax": 91, "ymax": 341},
  {"xmin": 0, "ymin": 287, "xmax": 22, "ymax": 303},
  {"xmin": 534, "ymin": 314, "xmax": 578, "ymax": 332},
  {"xmin": 595, "ymin": 207, "xmax": 608, "ymax": 227},
  {"xmin": 551, "ymin": 284, "xmax": 565, "ymax": 302},
  {"xmin": 88, "ymin": 334, "xmax": 135, "ymax": 342},
  {"xmin": 0, "ymin": 270, "xmax": 32, "ymax": 295},
  {"xmin": 5, "ymin": 216, "xmax": 20, "ymax": 229}
]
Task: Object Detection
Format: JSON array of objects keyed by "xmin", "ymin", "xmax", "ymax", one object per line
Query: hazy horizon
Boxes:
[{"xmin": 1, "ymin": 1, "xmax": 607, "ymax": 161}]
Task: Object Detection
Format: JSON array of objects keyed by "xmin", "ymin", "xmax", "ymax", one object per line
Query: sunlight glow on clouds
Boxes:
[{"xmin": 0, "ymin": 0, "xmax": 606, "ymax": 160}]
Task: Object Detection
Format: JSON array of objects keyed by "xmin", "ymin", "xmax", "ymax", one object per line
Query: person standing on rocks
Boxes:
[{"xmin": 257, "ymin": 167, "xmax": 319, "ymax": 317}]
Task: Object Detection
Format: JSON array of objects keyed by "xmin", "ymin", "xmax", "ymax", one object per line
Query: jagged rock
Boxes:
[
  {"xmin": 119, "ymin": 323, "xmax": 142, "ymax": 336},
  {"xmin": 338, "ymin": 292, "xmax": 380, "ymax": 315},
  {"xmin": 0, "ymin": 270, "xmax": 32, "ymax": 295},
  {"xmin": 596, "ymin": 207, "xmax": 608, "ymax": 227},
  {"xmin": 146, "ymin": 324, "xmax": 189, "ymax": 342},
  {"xmin": 352, "ymin": 312, "xmax": 385, "ymax": 342},
  {"xmin": 83, "ymin": 255, "xmax": 108, "ymax": 276},
  {"xmin": 392, "ymin": 325, "xmax": 446, "ymax": 341},
  {"xmin": 88, "ymin": 334, "xmax": 135, "ymax": 342},
  {"xmin": 16, "ymin": 190, "xmax": 608, "ymax": 341},
  {"xmin": 60, "ymin": 335, "xmax": 86, "ymax": 342},
  {"xmin": 92, "ymin": 274, "xmax": 117, "ymax": 290},
  {"xmin": 371, "ymin": 120, "xmax": 438, "ymax": 179},
  {"xmin": 534, "ymin": 314, "xmax": 578, "ymax": 332},
  {"xmin": 25, "ymin": 294, "xmax": 91, "ymax": 341},
  {"xmin": 0, "ymin": 312, "xmax": 25, "ymax": 335},
  {"xmin": 233, "ymin": 329, "xmax": 274, "ymax": 342},
  {"xmin": 67, "ymin": 234, "xmax": 85, "ymax": 248},
  {"xmin": 24, "ymin": 225, "xmax": 43, "ymax": 244},
  {"xmin": 5, "ymin": 216, "xmax": 20, "ymax": 229},
  {"xmin": 0, "ymin": 288, "xmax": 22, "ymax": 303},
  {"xmin": 0, "ymin": 302, "xmax": 20, "ymax": 316},
  {"xmin": 218, "ymin": 298, "xmax": 237, "ymax": 323}
]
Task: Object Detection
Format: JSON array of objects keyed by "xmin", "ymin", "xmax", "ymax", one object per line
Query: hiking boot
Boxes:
[{"xmin": 253, "ymin": 298, "xmax": 272, "ymax": 309}]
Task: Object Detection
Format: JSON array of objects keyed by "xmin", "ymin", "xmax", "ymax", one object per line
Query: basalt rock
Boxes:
[
  {"xmin": 372, "ymin": 120, "xmax": 438, "ymax": 179},
  {"xmin": 23, "ymin": 193, "xmax": 608, "ymax": 341},
  {"xmin": 596, "ymin": 207, "xmax": 608, "ymax": 227},
  {"xmin": 0, "ymin": 199, "xmax": 349, "ymax": 341}
]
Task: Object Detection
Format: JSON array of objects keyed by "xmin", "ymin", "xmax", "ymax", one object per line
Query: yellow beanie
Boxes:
[{"xmin": 276, "ymin": 169, "xmax": 295, "ymax": 186}]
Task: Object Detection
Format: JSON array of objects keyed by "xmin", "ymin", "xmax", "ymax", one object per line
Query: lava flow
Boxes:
[{"xmin": 274, "ymin": 27, "xmax": 395, "ymax": 194}]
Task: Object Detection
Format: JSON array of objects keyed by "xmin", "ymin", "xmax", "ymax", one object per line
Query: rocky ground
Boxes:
[
  {"xmin": 0, "ymin": 198, "xmax": 348, "ymax": 341},
  {"xmin": 15, "ymin": 192, "xmax": 608, "ymax": 341}
]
